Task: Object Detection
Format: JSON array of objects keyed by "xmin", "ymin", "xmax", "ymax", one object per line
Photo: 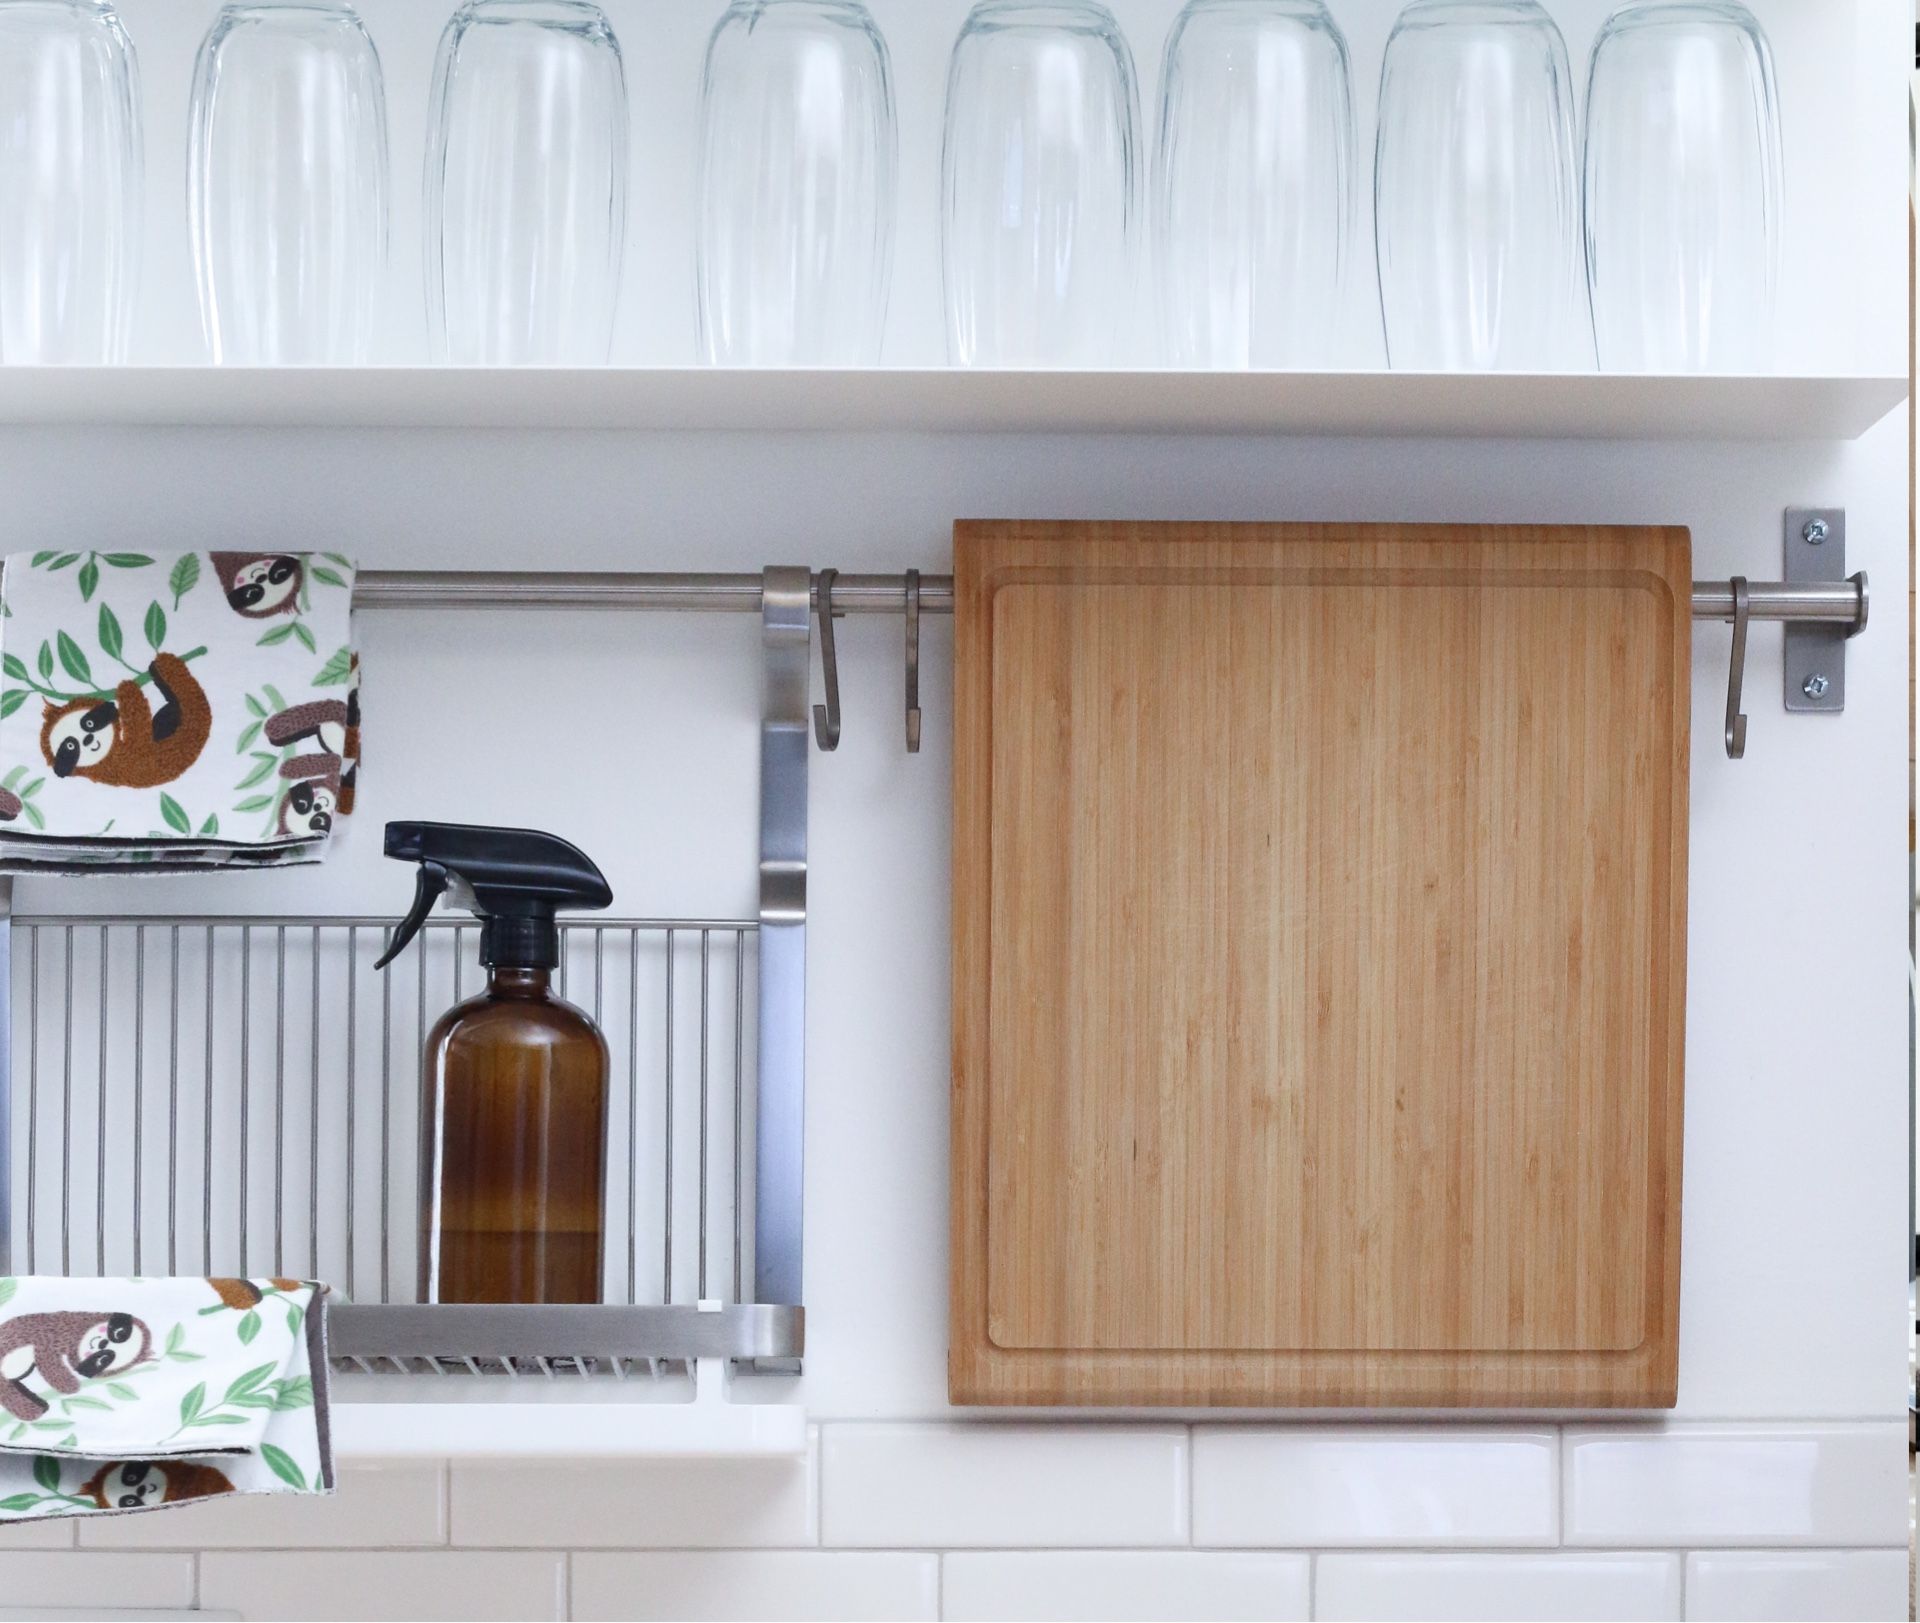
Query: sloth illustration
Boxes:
[
  {"xmin": 207, "ymin": 1277, "xmax": 300, "ymax": 1312},
  {"xmin": 0, "ymin": 1311, "xmax": 153, "ymax": 1421},
  {"xmin": 40, "ymin": 654, "xmax": 212, "ymax": 789},
  {"xmin": 81, "ymin": 1458, "xmax": 236, "ymax": 1511},
  {"xmin": 266, "ymin": 683, "xmax": 359, "ymax": 836},
  {"xmin": 264, "ymin": 690, "xmax": 358, "ymax": 779},
  {"xmin": 210, "ymin": 552, "xmax": 303, "ymax": 619},
  {"xmin": 274, "ymin": 760, "xmax": 342, "ymax": 838}
]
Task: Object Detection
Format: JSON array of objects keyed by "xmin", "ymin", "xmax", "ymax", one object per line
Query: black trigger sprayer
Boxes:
[{"xmin": 376, "ymin": 821, "xmax": 614, "ymax": 1304}]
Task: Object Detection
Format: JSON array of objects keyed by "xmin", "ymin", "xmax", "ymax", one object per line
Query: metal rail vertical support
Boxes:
[
  {"xmin": 0, "ymin": 876, "xmax": 12, "ymax": 1275},
  {"xmin": 755, "ymin": 567, "xmax": 809, "ymax": 1319}
]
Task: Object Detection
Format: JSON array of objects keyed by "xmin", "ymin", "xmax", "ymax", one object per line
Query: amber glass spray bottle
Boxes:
[{"xmin": 376, "ymin": 821, "xmax": 614, "ymax": 1304}]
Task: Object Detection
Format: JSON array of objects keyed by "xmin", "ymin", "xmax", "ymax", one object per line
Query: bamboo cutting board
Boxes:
[{"xmin": 951, "ymin": 521, "xmax": 1690, "ymax": 1408}]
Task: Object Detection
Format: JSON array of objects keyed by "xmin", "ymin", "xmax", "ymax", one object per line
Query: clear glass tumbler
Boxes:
[
  {"xmin": 1584, "ymin": 2, "xmax": 1781, "ymax": 373},
  {"xmin": 941, "ymin": 0, "xmax": 1141, "ymax": 368},
  {"xmin": 699, "ymin": 0, "xmax": 896, "ymax": 367},
  {"xmin": 0, "ymin": 0, "xmax": 140, "ymax": 364},
  {"xmin": 425, "ymin": 0, "xmax": 628, "ymax": 365},
  {"xmin": 1156, "ymin": 0, "xmax": 1354, "ymax": 370},
  {"xmin": 1374, "ymin": 0, "xmax": 1590, "ymax": 371},
  {"xmin": 189, "ymin": 2, "xmax": 389, "ymax": 365}
]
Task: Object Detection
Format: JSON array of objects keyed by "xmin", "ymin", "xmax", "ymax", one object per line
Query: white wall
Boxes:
[
  {"xmin": 0, "ymin": 0, "xmax": 1907, "ymax": 1616},
  {"xmin": 6, "ymin": 420, "xmax": 1908, "ymax": 1430}
]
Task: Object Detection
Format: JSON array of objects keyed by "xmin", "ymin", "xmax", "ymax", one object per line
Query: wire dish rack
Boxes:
[
  {"xmin": 0, "ymin": 568, "xmax": 833, "ymax": 1454},
  {"xmin": 1, "ymin": 913, "xmax": 800, "ymax": 1384},
  {"xmin": 0, "ymin": 568, "xmax": 844, "ymax": 1459}
]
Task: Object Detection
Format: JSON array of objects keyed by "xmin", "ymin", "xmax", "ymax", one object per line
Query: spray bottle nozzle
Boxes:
[
  {"xmin": 375, "ymin": 822, "xmax": 613, "ymax": 973},
  {"xmin": 373, "ymin": 860, "xmax": 451, "ymax": 970}
]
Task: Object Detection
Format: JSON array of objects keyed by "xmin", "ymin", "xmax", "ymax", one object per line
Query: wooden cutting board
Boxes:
[{"xmin": 951, "ymin": 521, "xmax": 1690, "ymax": 1408}]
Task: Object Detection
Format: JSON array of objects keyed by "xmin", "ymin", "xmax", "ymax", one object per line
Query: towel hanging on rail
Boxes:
[
  {"xmin": 0, "ymin": 1277, "xmax": 332, "ymax": 1523},
  {"xmin": 0, "ymin": 551, "xmax": 359, "ymax": 872}
]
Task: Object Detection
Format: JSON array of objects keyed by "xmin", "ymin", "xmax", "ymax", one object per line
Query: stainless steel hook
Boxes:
[
  {"xmin": 1724, "ymin": 576, "xmax": 1750, "ymax": 760},
  {"xmin": 812, "ymin": 569, "xmax": 842, "ymax": 752},
  {"xmin": 904, "ymin": 569, "xmax": 922, "ymax": 754}
]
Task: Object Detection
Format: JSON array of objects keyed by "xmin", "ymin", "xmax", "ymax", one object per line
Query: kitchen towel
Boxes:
[
  {"xmin": 0, "ymin": 1276, "xmax": 332, "ymax": 1522},
  {"xmin": 0, "ymin": 549, "xmax": 359, "ymax": 871}
]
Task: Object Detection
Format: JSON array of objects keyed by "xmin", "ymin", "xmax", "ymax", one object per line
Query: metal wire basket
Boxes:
[{"xmin": 2, "ymin": 913, "xmax": 800, "ymax": 1379}]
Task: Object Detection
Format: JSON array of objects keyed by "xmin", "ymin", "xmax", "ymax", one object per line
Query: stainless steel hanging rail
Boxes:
[
  {"xmin": 358, "ymin": 565, "xmax": 1870, "ymax": 763},
  {"xmin": 1690, "ymin": 576, "xmax": 1867, "ymax": 629},
  {"xmin": 356, "ymin": 568, "xmax": 1866, "ymax": 629},
  {"xmin": 355, "ymin": 571, "xmax": 956, "ymax": 614}
]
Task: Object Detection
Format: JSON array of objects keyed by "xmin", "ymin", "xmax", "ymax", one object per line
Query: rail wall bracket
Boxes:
[{"xmin": 1782, "ymin": 507, "xmax": 1864, "ymax": 718}]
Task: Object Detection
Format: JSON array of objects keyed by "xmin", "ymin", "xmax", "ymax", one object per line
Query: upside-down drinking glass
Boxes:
[
  {"xmin": 1375, "ymin": 0, "xmax": 1590, "ymax": 371},
  {"xmin": 942, "ymin": 0, "xmax": 1141, "ymax": 368},
  {"xmin": 425, "ymin": 0, "xmax": 628, "ymax": 365},
  {"xmin": 699, "ymin": 0, "xmax": 896, "ymax": 367},
  {"xmin": 1156, "ymin": 0, "xmax": 1355, "ymax": 369},
  {"xmin": 190, "ymin": 1, "xmax": 390, "ymax": 365},
  {"xmin": 1584, "ymin": 2, "xmax": 1781, "ymax": 373},
  {"xmin": 0, "ymin": 0, "xmax": 141, "ymax": 363}
]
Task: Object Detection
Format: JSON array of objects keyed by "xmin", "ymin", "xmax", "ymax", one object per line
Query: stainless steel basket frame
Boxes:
[{"xmin": 0, "ymin": 567, "xmax": 815, "ymax": 1377}]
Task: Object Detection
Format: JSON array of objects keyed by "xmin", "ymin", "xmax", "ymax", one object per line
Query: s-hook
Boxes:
[
  {"xmin": 813, "ymin": 569, "xmax": 842, "ymax": 752},
  {"xmin": 904, "ymin": 569, "xmax": 922, "ymax": 754},
  {"xmin": 1723, "ymin": 576, "xmax": 1750, "ymax": 760}
]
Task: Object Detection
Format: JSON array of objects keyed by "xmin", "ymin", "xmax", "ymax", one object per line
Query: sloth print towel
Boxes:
[
  {"xmin": 0, "ymin": 1277, "xmax": 332, "ymax": 1523},
  {"xmin": 0, "ymin": 550, "xmax": 359, "ymax": 871}
]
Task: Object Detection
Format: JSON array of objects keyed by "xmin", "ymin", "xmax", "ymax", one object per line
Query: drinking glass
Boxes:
[
  {"xmin": 1374, "ymin": 0, "xmax": 1590, "ymax": 371},
  {"xmin": 1156, "ymin": 0, "xmax": 1354, "ymax": 370},
  {"xmin": 190, "ymin": 2, "xmax": 389, "ymax": 365},
  {"xmin": 425, "ymin": 0, "xmax": 628, "ymax": 365},
  {"xmin": 942, "ymin": 0, "xmax": 1141, "ymax": 368},
  {"xmin": 699, "ymin": 0, "xmax": 896, "ymax": 367},
  {"xmin": 0, "ymin": 0, "xmax": 140, "ymax": 364},
  {"xmin": 1584, "ymin": 2, "xmax": 1781, "ymax": 373}
]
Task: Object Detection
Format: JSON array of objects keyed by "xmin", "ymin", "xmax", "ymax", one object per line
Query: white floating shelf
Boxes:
[
  {"xmin": 330, "ymin": 1397, "xmax": 808, "ymax": 1461},
  {"xmin": 0, "ymin": 366, "xmax": 1902, "ymax": 441}
]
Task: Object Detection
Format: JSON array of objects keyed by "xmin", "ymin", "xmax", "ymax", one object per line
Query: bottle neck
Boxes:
[{"xmin": 488, "ymin": 965, "xmax": 552, "ymax": 999}]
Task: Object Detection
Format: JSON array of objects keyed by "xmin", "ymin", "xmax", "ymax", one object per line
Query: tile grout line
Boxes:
[
  {"xmin": 56, "ymin": 1541, "xmax": 1914, "ymax": 1558},
  {"xmin": 813, "ymin": 1425, "xmax": 825, "ymax": 1548},
  {"xmin": 1182, "ymin": 1422, "xmax": 1194, "ymax": 1547},
  {"xmin": 1555, "ymin": 1423, "xmax": 1566, "ymax": 1546}
]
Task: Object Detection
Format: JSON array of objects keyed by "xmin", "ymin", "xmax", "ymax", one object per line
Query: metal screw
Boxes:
[
  {"xmin": 1802, "ymin": 673, "xmax": 1831, "ymax": 700},
  {"xmin": 1802, "ymin": 518, "xmax": 1830, "ymax": 546}
]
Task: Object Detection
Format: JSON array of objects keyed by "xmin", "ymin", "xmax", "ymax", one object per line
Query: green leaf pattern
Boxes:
[
  {"xmin": 0, "ymin": 552, "xmax": 356, "ymax": 843},
  {"xmin": 168, "ymin": 553, "xmax": 200, "ymax": 609},
  {"xmin": 0, "ymin": 1282, "xmax": 327, "ymax": 1522}
]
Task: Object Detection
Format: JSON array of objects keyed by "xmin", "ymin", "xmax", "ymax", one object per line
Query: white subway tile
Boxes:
[
  {"xmin": 452, "ymin": 1429, "xmax": 817, "ymax": 1548},
  {"xmin": 0, "ymin": 1551, "xmax": 195, "ymax": 1610},
  {"xmin": 821, "ymin": 1425, "xmax": 1188, "ymax": 1549},
  {"xmin": 1316, "ymin": 1553, "xmax": 1682, "ymax": 1621},
  {"xmin": 78, "ymin": 1462, "xmax": 447, "ymax": 1549},
  {"xmin": 1685, "ymin": 1549, "xmax": 1909, "ymax": 1621},
  {"xmin": 199, "ymin": 1550, "xmax": 566, "ymax": 1621},
  {"xmin": 943, "ymin": 1551, "xmax": 1310, "ymax": 1621},
  {"xmin": 0, "ymin": 1515, "xmax": 76, "ymax": 1549},
  {"xmin": 571, "ymin": 1552, "xmax": 938, "ymax": 1621},
  {"xmin": 1564, "ymin": 1424, "xmax": 1906, "ymax": 1547},
  {"xmin": 1191, "ymin": 1427, "xmax": 1556, "ymax": 1548}
]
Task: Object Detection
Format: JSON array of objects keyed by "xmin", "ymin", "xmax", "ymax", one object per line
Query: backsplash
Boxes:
[{"xmin": 0, "ymin": 1421, "xmax": 1903, "ymax": 1620}]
